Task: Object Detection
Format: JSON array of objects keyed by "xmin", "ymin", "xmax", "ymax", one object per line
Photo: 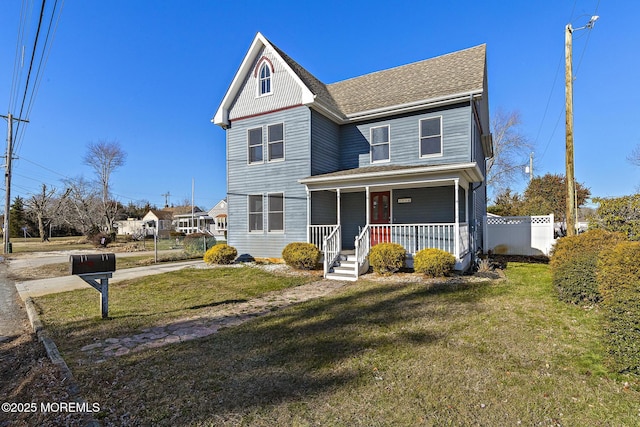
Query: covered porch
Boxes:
[{"xmin": 300, "ymin": 163, "xmax": 483, "ymax": 279}]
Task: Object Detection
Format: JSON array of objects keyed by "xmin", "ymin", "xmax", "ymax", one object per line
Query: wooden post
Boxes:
[
  {"xmin": 565, "ymin": 24, "xmax": 576, "ymax": 237},
  {"xmin": 99, "ymin": 276, "xmax": 109, "ymax": 319}
]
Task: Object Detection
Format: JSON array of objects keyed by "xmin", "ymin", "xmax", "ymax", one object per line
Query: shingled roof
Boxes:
[
  {"xmin": 213, "ymin": 33, "xmax": 487, "ymax": 126},
  {"xmin": 272, "ymin": 40, "xmax": 486, "ymax": 119},
  {"xmin": 327, "ymin": 45, "xmax": 486, "ymax": 116}
]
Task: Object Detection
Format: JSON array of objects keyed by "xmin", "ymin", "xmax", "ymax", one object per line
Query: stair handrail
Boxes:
[
  {"xmin": 354, "ymin": 224, "xmax": 370, "ymax": 275},
  {"xmin": 323, "ymin": 225, "xmax": 341, "ymax": 277}
]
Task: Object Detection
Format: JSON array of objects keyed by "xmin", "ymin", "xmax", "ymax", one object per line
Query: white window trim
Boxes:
[
  {"xmin": 370, "ymin": 124, "xmax": 391, "ymax": 164},
  {"xmin": 419, "ymin": 116, "xmax": 444, "ymax": 158},
  {"xmin": 248, "ymin": 194, "xmax": 264, "ymax": 233},
  {"xmin": 247, "ymin": 127, "xmax": 264, "ymax": 165},
  {"xmin": 267, "ymin": 123, "xmax": 285, "ymax": 162},
  {"xmin": 267, "ymin": 192, "xmax": 285, "ymax": 233},
  {"xmin": 257, "ymin": 61, "xmax": 273, "ymax": 98}
]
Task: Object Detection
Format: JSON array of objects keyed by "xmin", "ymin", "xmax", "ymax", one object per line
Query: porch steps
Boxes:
[{"xmin": 325, "ymin": 254, "xmax": 359, "ymax": 281}]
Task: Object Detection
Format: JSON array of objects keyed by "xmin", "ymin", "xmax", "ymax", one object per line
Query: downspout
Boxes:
[{"xmin": 306, "ymin": 187, "xmax": 311, "ymax": 243}]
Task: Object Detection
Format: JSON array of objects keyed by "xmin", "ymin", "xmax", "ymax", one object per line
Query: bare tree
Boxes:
[
  {"xmin": 83, "ymin": 140, "xmax": 127, "ymax": 234},
  {"xmin": 487, "ymin": 109, "xmax": 534, "ymax": 196},
  {"xmin": 628, "ymin": 144, "xmax": 640, "ymax": 167},
  {"xmin": 61, "ymin": 177, "xmax": 102, "ymax": 236},
  {"xmin": 26, "ymin": 184, "xmax": 71, "ymax": 241}
]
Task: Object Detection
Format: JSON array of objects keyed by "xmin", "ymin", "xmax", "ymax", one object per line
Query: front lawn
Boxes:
[{"xmin": 34, "ymin": 263, "xmax": 640, "ymax": 426}]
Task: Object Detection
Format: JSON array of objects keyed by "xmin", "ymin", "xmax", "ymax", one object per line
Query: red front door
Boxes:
[{"xmin": 370, "ymin": 191, "xmax": 391, "ymax": 245}]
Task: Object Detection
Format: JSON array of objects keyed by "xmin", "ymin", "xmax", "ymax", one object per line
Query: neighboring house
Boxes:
[
  {"xmin": 115, "ymin": 218, "xmax": 144, "ymax": 236},
  {"xmin": 173, "ymin": 207, "xmax": 214, "ymax": 235},
  {"xmin": 207, "ymin": 198, "xmax": 228, "ymax": 240},
  {"xmin": 213, "ymin": 32, "xmax": 493, "ymax": 280},
  {"xmin": 142, "ymin": 209, "xmax": 174, "ymax": 238}
]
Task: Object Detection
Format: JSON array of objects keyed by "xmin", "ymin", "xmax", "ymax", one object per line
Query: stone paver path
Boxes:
[{"xmin": 80, "ymin": 279, "xmax": 348, "ymax": 363}]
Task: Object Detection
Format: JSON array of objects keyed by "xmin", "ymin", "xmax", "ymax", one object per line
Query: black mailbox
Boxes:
[{"xmin": 70, "ymin": 253, "xmax": 116, "ymax": 275}]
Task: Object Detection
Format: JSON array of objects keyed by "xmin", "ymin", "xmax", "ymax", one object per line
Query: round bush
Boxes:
[
  {"xmin": 203, "ymin": 244, "xmax": 237, "ymax": 265},
  {"xmin": 414, "ymin": 248, "xmax": 455, "ymax": 277},
  {"xmin": 597, "ymin": 241, "xmax": 640, "ymax": 374},
  {"xmin": 550, "ymin": 229, "xmax": 626, "ymax": 304},
  {"xmin": 282, "ymin": 242, "xmax": 320, "ymax": 270},
  {"xmin": 369, "ymin": 242, "xmax": 405, "ymax": 274}
]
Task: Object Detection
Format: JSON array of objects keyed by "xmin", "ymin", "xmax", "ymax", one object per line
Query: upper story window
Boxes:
[
  {"xmin": 258, "ymin": 62, "xmax": 272, "ymax": 96},
  {"xmin": 370, "ymin": 125, "xmax": 390, "ymax": 163},
  {"xmin": 419, "ymin": 116, "xmax": 443, "ymax": 157},
  {"xmin": 268, "ymin": 123, "xmax": 284, "ymax": 161},
  {"xmin": 248, "ymin": 127, "xmax": 263, "ymax": 163}
]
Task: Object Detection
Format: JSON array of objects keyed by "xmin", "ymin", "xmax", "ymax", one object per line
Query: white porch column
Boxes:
[
  {"xmin": 336, "ymin": 188, "xmax": 341, "ymax": 226},
  {"xmin": 365, "ymin": 186, "xmax": 371, "ymax": 226},
  {"xmin": 454, "ymin": 178, "xmax": 460, "ymax": 258},
  {"xmin": 306, "ymin": 188, "xmax": 311, "ymax": 243}
]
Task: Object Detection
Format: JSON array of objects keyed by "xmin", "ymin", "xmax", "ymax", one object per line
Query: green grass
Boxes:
[
  {"xmin": 35, "ymin": 263, "xmax": 640, "ymax": 426},
  {"xmin": 36, "ymin": 266, "xmax": 315, "ymax": 352}
]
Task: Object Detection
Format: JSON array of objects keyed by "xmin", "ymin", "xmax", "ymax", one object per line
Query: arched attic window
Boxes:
[{"xmin": 257, "ymin": 59, "xmax": 273, "ymax": 96}]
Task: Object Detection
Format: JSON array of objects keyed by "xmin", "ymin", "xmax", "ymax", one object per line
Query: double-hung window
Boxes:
[
  {"xmin": 248, "ymin": 127, "xmax": 263, "ymax": 163},
  {"xmin": 258, "ymin": 62, "xmax": 272, "ymax": 96},
  {"xmin": 267, "ymin": 193, "xmax": 284, "ymax": 232},
  {"xmin": 370, "ymin": 125, "xmax": 390, "ymax": 162},
  {"xmin": 268, "ymin": 123, "xmax": 284, "ymax": 161},
  {"xmin": 248, "ymin": 195, "xmax": 263, "ymax": 232},
  {"xmin": 419, "ymin": 117, "xmax": 442, "ymax": 157}
]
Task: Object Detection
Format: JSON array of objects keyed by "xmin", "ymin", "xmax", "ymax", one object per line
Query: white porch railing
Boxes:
[
  {"xmin": 323, "ymin": 225, "xmax": 341, "ymax": 276},
  {"xmin": 309, "ymin": 224, "xmax": 338, "ymax": 252},
  {"xmin": 354, "ymin": 225, "xmax": 370, "ymax": 268},
  {"xmin": 369, "ymin": 223, "xmax": 469, "ymax": 256}
]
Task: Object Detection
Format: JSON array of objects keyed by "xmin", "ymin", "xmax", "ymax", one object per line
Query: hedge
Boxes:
[
  {"xmin": 549, "ymin": 229, "xmax": 626, "ymax": 304},
  {"xmin": 597, "ymin": 241, "xmax": 640, "ymax": 374}
]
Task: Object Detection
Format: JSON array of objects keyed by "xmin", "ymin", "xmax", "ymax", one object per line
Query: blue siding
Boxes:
[
  {"xmin": 340, "ymin": 192, "xmax": 366, "ymax": 249},
  {"xmin": 227, "ymin": 106, "xmax": 310, "ymax": 258},
  {"xmin": 340, "ymin": 103, "xmax": 471, "ymax": 170},
  {"xmin": 311, "ymin": 191, "xmax": 337, "ymax": 224},
  {"xmin": 392, "ymin": 187, "xmax": 463, "ymax": 224},
  {"xmin": 311, "ymin": 111, "xmax": 340, "ymax": 175}
]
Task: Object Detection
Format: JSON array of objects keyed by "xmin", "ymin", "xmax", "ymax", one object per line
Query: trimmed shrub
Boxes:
[
  {"xmin": 414, "ymin": 248, "xmax": 456, "ymax": 277},
  {"xmin": 203, "ymin": 244, "xmax": 237, "ymax": 265},
  {"xmin": 597, "ymin": 241, "xmax": 640, "ymax": 374},
  {"xmin": 369, "ymin": 243, "xmax": 405, "ymax": 274},
  {"xmin": 549, "ymin": 229, "xmax": 626, "ymax": 304},
  {"xmin": 282, "ymin": 242, "xmax": 320, "ymax": 270},
  {"xmin": 183, "ymin": 233, "xmax": 217, "ymax": 256}
]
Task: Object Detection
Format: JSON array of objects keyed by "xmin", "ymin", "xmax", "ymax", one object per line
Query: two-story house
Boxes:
[{"xmin": 213, "ymin": 32, "xmax": 492, "ymax": 280}]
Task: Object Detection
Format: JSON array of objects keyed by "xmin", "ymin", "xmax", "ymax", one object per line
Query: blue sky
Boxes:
[{"xmin": 1, "ymin": 0, "xmax": 638, "ymax": 211}]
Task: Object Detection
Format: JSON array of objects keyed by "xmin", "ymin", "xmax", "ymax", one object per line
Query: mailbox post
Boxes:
[{"xmin": 70, "ymin": 253, "xmax": 116, "ymax": 319}]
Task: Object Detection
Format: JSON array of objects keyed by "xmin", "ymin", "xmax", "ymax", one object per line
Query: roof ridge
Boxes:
[{"xmin": 328, "ymin": 44, "xmax": 486, "ymax": 87}]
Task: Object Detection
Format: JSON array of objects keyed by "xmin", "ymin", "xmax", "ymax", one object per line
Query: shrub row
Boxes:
[
  {"xmin": 597, "ymin": 241, "xmax": 640, "ymax": 374},
  {"xmin": 550, "ymin": 229, "xmax": 626, "ymax": 304},
  {"xmin": 368, "ymin": 243, "xmax": 455, "ymax": 277},
  {"xmin": 551, "ymin": 229, "xmax": 640, "ymax": 374}
]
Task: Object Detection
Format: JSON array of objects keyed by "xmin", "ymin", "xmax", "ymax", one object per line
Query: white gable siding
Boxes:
[{"xmin": 228, "ymin": 46, "xmax": 305, "ymax": 121}]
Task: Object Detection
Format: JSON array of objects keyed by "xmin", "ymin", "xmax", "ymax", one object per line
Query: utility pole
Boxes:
[
  {"xmin": 526, "ymin": 152, "xmax": 534, "ymax": 182},
  {"xmin": 565, "ymin": 23, "xmax": 576, "ymax": 237},
  {"xmin": 1, "ymin": 113, "xmax": 29, "ymax": 254},
  {"xmin": 565, "ymin": 15, "xmax": 599, "ymax": 237},
  {"xmin": 161, "ymin": 191, "xmax": 171, "ymax": 208}
]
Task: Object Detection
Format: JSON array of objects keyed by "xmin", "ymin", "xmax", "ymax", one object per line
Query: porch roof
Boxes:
[{"xmin": 299, "ymin": 162, "xmax": 483, "ymax": 191}]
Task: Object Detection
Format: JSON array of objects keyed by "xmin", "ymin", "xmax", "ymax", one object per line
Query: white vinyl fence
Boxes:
[{"xmin": 483, "ymin": 214, "xmax": 555, "ymax": 256}]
